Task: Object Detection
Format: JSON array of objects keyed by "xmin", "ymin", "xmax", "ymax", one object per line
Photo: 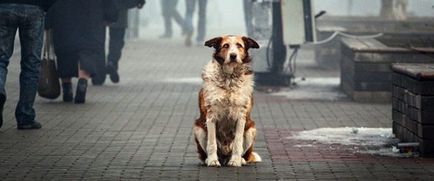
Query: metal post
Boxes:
[{"xmin": 271, "ymin": 0, "xmax": 287, "ymax": 74}]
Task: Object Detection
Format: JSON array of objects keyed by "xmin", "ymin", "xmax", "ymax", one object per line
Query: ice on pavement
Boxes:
[
  {"xmin": 271, "ymin": 77, "xmax": 347, "ymax": 101},
  {"xmin": 163, "ymin": 77, "xmax": 201, "ymax": 84},
  {"xmin": 288, "ymin": 127, "xmax": 408, "ymax": 157},
  {"xmin": 289, "ymin": 127, "xmax": 397, "ymax": 146}
]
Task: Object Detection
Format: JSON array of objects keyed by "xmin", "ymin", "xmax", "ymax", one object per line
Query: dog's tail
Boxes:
[{"xmin": 246, "ymin": 152, "xmax": 262, "ymax": 163}]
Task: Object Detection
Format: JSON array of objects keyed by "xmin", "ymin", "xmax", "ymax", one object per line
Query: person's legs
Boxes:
[
  {"xmin": 170, "ymin": 0, "xmax": 183, "ymax": 29},
  {"xmin": 55, "ymin": 52, "xmax": 77, "ymax": 102},
  {"xmin": 74, "ymin": 64, "xmax": 90, "ymax": 104},
  {"xmin": 15, "ymin": 5, "xmax": 44, "ymax": 128},
  {"xmin": 76, "ymin": 49, "xmax": 99, "ymax": 104},
  {"xmin": 184, "ymin": 0, "xmax": 195, "ymax": 33},
  {"xmin": 108, "ymin": 27, "xmax": 126, "ymax": 68},
  {"xmin": 0, "ymin": 4, "xmax": 19, "ymax": 128},
  {"xmin": 160, "ymin": 0, "xmax": 173, "ymax": 38},
  {"xmin": 196, "ymin": 0, "xmax": 207, "ymax": 43},
  {"xmin": 90, "ymin": 47, "xmax": 106, "ymax": 86},
  {"xmin": 107, "ymin": 27, "xmax": 126, "ymax": 83},
  {"xmin": 61, "ymin": 77, "xmax": 73, "ymax": 102},
  {"xmin": 61, "ymin": 78, "xmax": 72, "ymax": 84},
  {"xmin": 78, "ymin": 66, "xmax": 91, "ymax": 79},
  {"xmin": 184, "ymin": 0, "xmax": 195, "ymax": 46}
]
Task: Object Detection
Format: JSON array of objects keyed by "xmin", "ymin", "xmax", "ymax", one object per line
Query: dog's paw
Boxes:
[
  {"xmin": 205, "ymin": 155, "xmax": 221, "ymax": 167},
  {"xmin": 206, "ymin": 159, "xmax": 221, "ymax": 167},
  {"xmin": 241, "ymin": 158, "xmax": 247, "ymax": 165},
  {"xmin": 227, "ymin": 156, "xmax": 243, "ymax": 167}
]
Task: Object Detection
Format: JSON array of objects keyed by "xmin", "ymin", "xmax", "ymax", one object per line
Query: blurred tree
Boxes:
[{"xmin": 380, "ymin": 0, "xmax": 408, "ymax": 20}]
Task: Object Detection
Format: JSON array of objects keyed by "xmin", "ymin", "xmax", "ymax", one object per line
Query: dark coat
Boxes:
[
  {"xmin": 110, "ymin": 0, "xmax": 144, "ymax": 29},
  {"xmin": 0, "ymin": 0, "xmax": 58, "ymax": 11},
  {"xmin": 46, "ymin": 0, "xmax": 117, "ymax": 78}
]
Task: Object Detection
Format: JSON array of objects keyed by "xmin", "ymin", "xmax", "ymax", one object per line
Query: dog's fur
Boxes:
[{"xmin": 193, "ymin": 35, "xmax": 261, "ymax": 167}]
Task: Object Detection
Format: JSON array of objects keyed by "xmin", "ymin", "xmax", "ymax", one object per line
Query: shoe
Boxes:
[
  {"xmin": 195, "ymin": 39, "xmax": 204, "ymax": 46},
  {"xmin": 106, "ymin": 62, "xmax": 119, "ymax": 83},
  {"xmin": 0, "ymin": 94, "xmax": 5, "ymax": 128},
  {"xmin": 74, "ymin": 78, "xmax": 88, "ymax": 104},
  {"xmin": 17, "ymin": 121, "xmax": 42, "ymax": 130},
  {"xmin": 91, "ymin": 73, "xmax": 106, "ymax": 86},
  {"xmin": 62, "ymin": 82, "xmax": 73, "ymax": 102},
  {"xmin": 185, "ymin": 32, "xmax": 193, "ymax": 47}
]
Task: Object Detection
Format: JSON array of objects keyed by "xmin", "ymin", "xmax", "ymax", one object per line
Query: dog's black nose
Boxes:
[{"xmin": 230, "ymin": 53, "xmax": 237, "ymax": 61}]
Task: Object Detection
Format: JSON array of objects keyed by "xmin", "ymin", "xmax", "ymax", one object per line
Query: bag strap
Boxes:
[
  {"xmin": 42, "ymin": 30, "xmax": 55, "ymax": 61},
  {"xmin": 43, "ymin": 30, "xmax": 49, "ymax": 59}
]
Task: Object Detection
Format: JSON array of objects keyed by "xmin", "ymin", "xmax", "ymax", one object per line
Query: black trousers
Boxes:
[{"xmin": 107, "ymin": 27, "xmax": 126, "ymax": 69}]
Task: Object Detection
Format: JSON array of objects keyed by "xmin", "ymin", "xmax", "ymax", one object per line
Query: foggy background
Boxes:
[
  {"xmin": 315, "ymin": 0, "xmax": 434, "ymax": 16},
  {"xmin": 135, "ymin": 0, "xmax": 434, "ymax": 40},
  {"xmin": 138, "ymin": 0, "xmax": 246, "ymax": 40}
]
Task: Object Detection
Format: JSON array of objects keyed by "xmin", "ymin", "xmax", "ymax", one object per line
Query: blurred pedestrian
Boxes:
[
  {"xmin": 46, "ymin": 0, "xmax": 118, "ymax": 104},
  {"xmin": 160, "ymin": 0, "xmax": 184, "ymax": 39},
  {"xmin": 380, "ymin": 0, "xmax": 408, "ymax": 20},
  {"xmin": 242, "ymin": 0, "xmax": 271, "ymax": 40},
  {"xmin": 0, "ymin": 0, "xmax": 57, "ymax": 129},
  {"xmin": 107, "ymin": 0, "xmax": 146, "ymax": 83},
  {"xmin": 184, "ymin": 0, "xmax": 208, "ymax": 46}
]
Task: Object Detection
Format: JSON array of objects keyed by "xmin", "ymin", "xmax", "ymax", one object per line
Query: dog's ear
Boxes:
[
  {"xmin": 242, "ymin": 36, "xmax": 260, "ymax": 49},
  {"xmin": 204, "ymin": 37, "xmax": 223, "ymax": 49}
]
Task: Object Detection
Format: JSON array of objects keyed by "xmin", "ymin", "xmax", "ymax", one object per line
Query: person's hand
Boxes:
[{"xmin": 137, "ymin": 0, "xmax": 145, "ymax": 9}]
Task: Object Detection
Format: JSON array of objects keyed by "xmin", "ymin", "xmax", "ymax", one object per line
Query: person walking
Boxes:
[
  {"xmin": 184, "ymin": 0, "xmax": 207, "ymax": 46},
  {"xmin": 160, "ymin": 0, "xmax": 184, "ymax": 39},
  {"xmin": 107, "ymin": 0, "xmax": 145, "ymax": 83},
  {"xmin": 0, "ymin": 0, "xmax": 57, "ymax": 129},
  {"xmin": 46, "ymin": 0, "xmax": 117, "ymax": 104}
]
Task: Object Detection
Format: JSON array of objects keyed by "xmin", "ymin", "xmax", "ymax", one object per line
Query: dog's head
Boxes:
[{"xmin": 205, "ymin": 35, "xmax": 259, "ymax": 71}]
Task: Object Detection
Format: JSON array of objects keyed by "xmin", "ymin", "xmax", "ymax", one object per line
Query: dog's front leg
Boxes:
[
  {"xmin": 227, "ymin": 117, "xmax": 246, "ymax": 167},
  {"xmin": 205, "ymin": 119, "xmax": 221, "ymax": 167}
]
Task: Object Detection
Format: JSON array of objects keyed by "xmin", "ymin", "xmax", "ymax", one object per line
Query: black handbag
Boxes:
[{"xmin": 38, "ymin": 30, "xmax": 60, "ymax": 99}]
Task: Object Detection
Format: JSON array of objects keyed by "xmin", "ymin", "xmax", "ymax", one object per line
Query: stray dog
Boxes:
[{"xmin": 193, "ymin": 35, "xmax": 261, "ymax": 167}]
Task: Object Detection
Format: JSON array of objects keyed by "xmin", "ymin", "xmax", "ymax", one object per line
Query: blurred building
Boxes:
[{"xmin": 314, "ymin": 0, "xmax": 434, "ymax": 17}]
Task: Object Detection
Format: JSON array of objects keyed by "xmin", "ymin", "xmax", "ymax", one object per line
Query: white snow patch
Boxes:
[
  {"xmin": 163, "ymin": 77, "xmax": 202, "ymax": 84},
  {"xmin": 289, "ymin": 127, "xmax": 398, "ymax": 146},
  {"xmin": 272, "ymin": 77, "xmax": 346, "ymax": 101},
  {"xmin": 288, "ymin": 127, "xmax": 412, "ymax": 157},
  {"xmin": 293, "ymin": 144, "xmax": 315, "ymax": 148}
]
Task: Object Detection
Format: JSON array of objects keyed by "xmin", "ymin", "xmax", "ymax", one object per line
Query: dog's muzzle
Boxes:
[{"xmin": 230, "ymin": 53, "xmax": 237, "ymax": 62}]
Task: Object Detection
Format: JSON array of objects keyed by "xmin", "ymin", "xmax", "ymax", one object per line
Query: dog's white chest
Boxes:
[
  {"xmin": 205, "ymin": 83, "xmax": 252, "ymax": 118},
  {"xmin": 219, "ymin": 91, "xmax": 244, "ymax": 106},
  {"xmin": 202, "ymin": 61, "xmax": 254, "ymax": 120}
]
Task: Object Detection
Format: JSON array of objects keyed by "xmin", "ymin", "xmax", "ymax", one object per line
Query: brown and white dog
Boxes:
[{"xmin": 193, "ymin": 35, "xmax": 261, "ymax": 167}]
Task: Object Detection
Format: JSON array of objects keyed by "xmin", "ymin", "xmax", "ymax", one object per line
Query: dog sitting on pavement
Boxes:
[{"xmin": 193, "ymin": 35, "xmax": 261, "ymax": 167}]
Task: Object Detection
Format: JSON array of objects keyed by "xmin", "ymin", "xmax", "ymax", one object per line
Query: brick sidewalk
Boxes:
[{"xmin": 0, "ymin": 40, "xmax": 433, "ymax": 180}]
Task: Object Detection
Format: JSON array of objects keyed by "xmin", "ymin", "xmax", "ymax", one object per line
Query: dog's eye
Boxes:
[
  {"xmin": 222, "ymin": 44, "xmax": 229, "ymax": 48},
  {"xmin": 236, "ymin": 43, "xmax": 243, "ymax": 48}
]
